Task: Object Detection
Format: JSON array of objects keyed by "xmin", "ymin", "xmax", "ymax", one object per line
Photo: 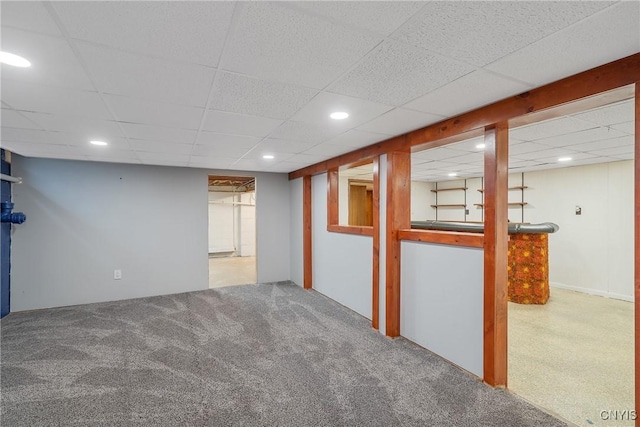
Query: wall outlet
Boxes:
[{"xmin": 114, "ymin": 269, "xmax": 122, "ymax": 280}]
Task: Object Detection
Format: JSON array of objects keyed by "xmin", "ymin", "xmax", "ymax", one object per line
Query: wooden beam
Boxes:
[
  {"xmin": 385, "ymin": 150, "xmax": 411, "ymax": 337},
  {"xmin": 483, "ymin": 123, "xmax": 509, "ymax": 387},
  {"xmin": 397, "ymin": 229, "xmax": 484, "ymax": 248},
  {"xmin": 303, "ymin": 175, "xmax": 312, "ymax": 290},
  {"xmin": 635, "ymin": 83, "xmax": 639, "ymax": 427},
  {"xmin": 327, "ymin": 168, "xmax": 339, "ymax": 227},
  {"xmin": 372, "ymin": 156, "xmax": 380, "ymax": 330},
  {"xmin": 326, "ymin": 224, "xmax": 373, "ymax": 236},
  {"xmin": 289, "ymin": 53, "xmax": 640, "ymax": 180}
]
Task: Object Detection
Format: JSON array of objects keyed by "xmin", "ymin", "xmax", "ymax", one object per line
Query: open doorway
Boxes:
[
  {"xmin": 506, "ymin": 87, "xmax": 635, "ymax": 426},
  {"xmin": 208, "ymin": 175, "xmax": 257, "ymax": 288}
]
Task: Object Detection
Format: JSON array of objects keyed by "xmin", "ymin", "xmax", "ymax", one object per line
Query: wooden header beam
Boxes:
[{"xmin": 289, "ymin": 53, "xmax": 640, "ymax": 180}]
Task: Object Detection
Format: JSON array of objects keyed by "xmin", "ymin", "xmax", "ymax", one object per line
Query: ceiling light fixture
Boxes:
[
  {"xmin": 448, "ymin": 172, "xmax": 458, "ymax": 177},
  {"xmin": 0, "ymin": 51, "xmax": 31, "ymax": 67},
  {"xmin": 476, "ymin": 143, "xmax": 486, "ymax": 149},
  {"xmin": 330, "ymin": 112, "xmax": 349, "ymax": 120},
  {"xmin": 90, "ymin": 140, "xmax": 108, "ymax": 146},
  {"xmin": 262, "ymin": 155, "xmax": 275, "ymax": 160},
  {"xmin": 558, "ymin": 157, "xmax": 572, "ymax": 162}
]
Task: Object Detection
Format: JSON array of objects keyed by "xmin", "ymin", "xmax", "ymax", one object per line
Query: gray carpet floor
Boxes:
[{"xmin": 1, "ymin": 282, "xmax": 566, "ymax": 426}]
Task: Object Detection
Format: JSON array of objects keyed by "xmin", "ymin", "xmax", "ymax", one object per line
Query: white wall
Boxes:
[
  {"xmin": 11, "ymin": 156, "xmax": 290, "ymax": 310},
  {"xmin": 410, "ymin": 181, "xmax": 433, "ymax": 221},
  {"xmin": 208, "ymin": 192, "xmax": 235, "ymax": 253},
  {"xmin": 239, "ymin": 192, "xmax": 256, "ymax": 257},
  {"xmin": 312, "ymin": 173, "xmax": 372, "ymax": 319},
  {"xmin": 289, "ymin": 178, "xmax": 303, "ymax": 287},
  {"xmin": 401, "ymin": 241, "xmax": 484, "ymax": 378},
  {"xmin": 525, "ymin": 160, "xmax": 633, "ymax": 300}
]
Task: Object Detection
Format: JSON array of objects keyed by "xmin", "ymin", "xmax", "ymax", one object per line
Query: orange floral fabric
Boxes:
[{"xmin": 507, "ymin": 233, "xmax": 550, "ymax": 304}]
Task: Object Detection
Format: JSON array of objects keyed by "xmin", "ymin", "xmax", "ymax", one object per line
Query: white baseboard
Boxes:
[{"xmin": 550, "ymin": 282, "xmax": 633, "ymax": 303}]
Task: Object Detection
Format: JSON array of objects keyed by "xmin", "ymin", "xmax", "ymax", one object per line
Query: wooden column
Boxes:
[
  {"xmin": 303, "ymin": 175, "xmax": 312, "ymax": 290},
  {"xmin": 635, "ymin": 84, "xmax": 639, "ymax": 427},
  {"xmin": 483, "ymin": 123, "xmax": 509, "ymax": 387},
  {"xmin": 327, "ymin": 168, "xmax": 339, "ymax": 226},
  {"xmin": 372, "ymin": 157, "xmax": 380, "ymax": 329},
  {"xmin": 385, "ymin": 150, "xmax": 411, "ymax": 337}
]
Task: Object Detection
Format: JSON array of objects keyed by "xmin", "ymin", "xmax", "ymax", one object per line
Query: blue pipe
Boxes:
[{"xmin": 1, "ymin": 202, "xmax": 26, "ymax": 224}]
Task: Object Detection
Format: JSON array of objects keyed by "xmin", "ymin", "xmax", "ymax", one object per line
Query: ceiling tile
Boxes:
[
  {"xmin": 512, "ymin": 147, "xmax": 580, "ymax": 161},
  {"xmin": 289, "ymin": 2, "xmax": 424, "ymax": 36},
  {"xmin": 221, "ymin": 2, "xmax": 382, "ymax": 89},
  {"xmin": 611, "ymin": 121, "xmax": 634, "ymax": 135},
  {"xmin": 533, "ymin": 126, "xmax": 627, "ymax": 148},
  {"xmin": 511, "ymin": 117, "xmax": 597, "ymax": 141},
  {"xmin": 328, "ymin": 40, "xmax": 474, "ymax": 106},
  {"xmin": 3, "ymin": 81, "xmax": 111, "ymax": 119},
  {"xmin": 1, "ymin": 109, "xmax": 42, "ymax": 129},
  {"xmin": 394, "ymin": 1, "xmax": 612, "ymax": 67},
  {"xmin": 20, "ymin": 112, "xmax": 125, "ymax": 139},
  {"xmin": 232, "ymin": 157, "xmax": 288, "ymax": 171},
  {"xmin": 442, "ymin": 152, "xmax": 484, "ymax": 164},
  {"xmin": 245, "ymin": 138, "xmax": 314, "ymax": 157},
  {"xmin": 290, "ymin": 92, "xmax": 393, "ymax": 129},
  {"xmin": 485, "ymin": 2, "xmax": 638, "ymax": 86},
  {"xmin": 269, "ymin": 120, "xmax": 343, "ymax": 145},
  {"xmin": 587, "ymin": 144, "xmax": 634, "ymax": 157},
  {"xmin": 357, "ymin": 108, "xmax": 444, "ymax": 136},
  {"xmin": 208, "ymin": 72, "xmax": 318, "ymax": 120},
  {"xmin": 65, "ymin": 135, "xmax": 131, "ymax": 150},
  {"xmin": 413, "ymin": 147, "xmax": 467, "ymax": 162},
  {"xmin": 611, "ymin": 153, "xmax": 634, "ymax": 161},
  {"xmin": 404, "ymin": 70, "xmax": 531, "ymax": 116},
  {"xmin": 76, "ymin": 42, "xmax": 215, "ymax": 108},
  {"xmin": 201, "ymin": 111, "xmax": 283, "ymax": 138},
  {"xmin": 191, "ymin": 144, "xmax": 251, "ymax": 158},
  {"xmin": 267, "ymin": 161, "xmax": 310, "ymax": 173},
  {"xmin": 195, "ymin": 132, "xmax": 262, "ymax": 150},
  {"xmin": 1, "ymin": 28, "xmax": 94, "ymax": 90},
  {"xmin": 119, "ymin": 123, "xmax": 196, "ymax": 145},
  {"xmin": 1, "ymin": 127, "xmax": 64, "ymax": 144},
  {"xmin": 129, "ymin": 140, "xmax": 193, "ymax": 155},
  {"xmin": 324, "ymin": 129, "xmax": 389, "ymax": 148},
  {"xmin": 1, "ymin": 1, "xmax": 62, "ymax": 36},
  {"xmin": 136, "ymin": 151, "xmax": 190, "ymax": 165},
  {"xmin": 564, "ymin": 135, "xmax": 634, "ymax": 153},
  {"xmin": 285, "ymin": 153, "xmax": 329, "ymax": 165},
  {"xmin": 53, "ymin": 1, "xmax": 235, "ymax": 66},
  {"xmin": 302, "ymin": 143, "xmax": 354, "ymax": 157},
  {"xmin": 104, "ymin": 95, "xmax": 204, "ymax": 129},
  {"xmin": 0, "ymin": 140, "xmax": 72, "ymax": 156},
  {"xmin": 571, "ymin": 99, "xmax": 635, "ymax": 126},
  {"xmin": 509, "ymin": 142, "xmax": 557, "ymax": 156}
]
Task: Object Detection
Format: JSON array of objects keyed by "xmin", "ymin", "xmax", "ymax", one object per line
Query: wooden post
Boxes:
[
  {"xmin": 372, "ymin": 156, "xmax": 380, "ymax": 329},
  {"xmin": 327, "ymin": 168, "xmax": 338, "ymax": 226},
  {"xmin": 385, "ymin": 150, "xmax": 411, "ymax": 337},
  {"xmin": 303, "ymin": 175, "xmax": 312, "ymax": 290},
  {"xmin": 483, "ymin": 123, "xmax": 509, "ymax": 387}
]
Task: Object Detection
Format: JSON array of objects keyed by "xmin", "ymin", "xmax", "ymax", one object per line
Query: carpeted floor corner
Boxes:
[{"xmin": 1, "ymin": 282, "xmax": 566, "ymax": 426}]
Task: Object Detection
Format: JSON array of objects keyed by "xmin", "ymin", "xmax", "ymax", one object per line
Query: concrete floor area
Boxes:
[
  {"xmin": 509, "ymin": 288, "xmax": 634, "ymax": 427},
  {"xmin": 208, "ymin": 256, "xmax": 257, "ymax": 288}
]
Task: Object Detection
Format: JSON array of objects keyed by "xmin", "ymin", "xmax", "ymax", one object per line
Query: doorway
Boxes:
[{"xmin": 207, "ymin": 175, "xmax": 257, "ymax": 288}]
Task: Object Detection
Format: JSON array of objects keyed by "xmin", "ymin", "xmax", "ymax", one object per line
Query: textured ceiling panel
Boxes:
[
  {"xmin": 510, "ymin": 117, "xmax": 597, "ymax": 141},
  {"xmin": 1, "ymin": 109, "xmax": 42, "ymax": 130},
  {"xmin": 195, "ymin": 132, "xmax": 262, "ymax": 150},
  {"xmin": 104, "ymin": 95, "xmax": 204, "ymax": 130},
  {"xmin": 53, "ymin": 1, "xmax": 235, "ymax": 66},
  {"xmin": 324, "ymin": 129, "xmax": 389, "ymax": 148},
  {"xmin": 221, "ymin": 2, "xmax": 382, "ymax": 89},
  {"xmin": 19, "ymin": 112, "xmax": 125, "ymax": 139},
  {"xmin": 571, "ymin": 100, "xmax": 635, "ymax": 126},
  {"xmin": 0, "ymin": 1, "xmax": 62, "ymax": 36},
  {"xmin": 288, "ymin": 1, "xmax": 424, "ymax": 36},
  {"xmin": 77, "ymin": 43, "xmax": 215, "ymax": 108},
  {"xmin": 119, "ymin": 123, "xmax": 196, "ymax": 145},
  {"xmin": 202, "ymin": 110, "xmax": 283, "ymax": 138},
  {"xmin": 404, "ymin": 69, "xmax": 531, "ymax": 116},
  {"xmin": 394, "ymin": 1, "xmax": 613, "ymax": 67},
  {"xmin": 290, "ymin": 92, "xmax": 393, "ymax": 129},
  {"xmin": 532, "ymin": 126, "xmax": 628, "ymax": 148},
  {"xmin": 357, "ymin": 108, "xmax": 444, "ymax": 136},
  {"xmin": 2, "ymin": 81, "xmax": 111, "ymax": 119},
  {"xmin": 268, "ymin": 120, "xmax": 343, "ymax": 145},
  {"xmin": 1, "ymin": 28, "xmax": 94, "ymax": 90},
  {"xmin": 208, "ymin": 72, "xmax": 318, "ymax": 120},
  {"xmin": 485, "ymin": 2, "xmax": 638, "ymax": 86},
  {"xmin": 130, "ymin": 140, "xmax": 193, "ymax": 155},
  {"xmin": 246, "ymin": 138, "xmax": 316, "ymax": 157},
  {"xmin": 328, "ymin": 40, "xmax": 474, "ymax": 106}
]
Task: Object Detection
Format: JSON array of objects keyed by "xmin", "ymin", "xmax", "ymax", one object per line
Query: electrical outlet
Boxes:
[{"xmin": 114, "ymin": 269, "xmax": 122, "ymax": 280}]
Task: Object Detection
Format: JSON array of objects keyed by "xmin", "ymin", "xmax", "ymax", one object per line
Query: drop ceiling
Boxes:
[{"xmin": 1, "ymin": 1, "xmax": 638, "ymax": 174}]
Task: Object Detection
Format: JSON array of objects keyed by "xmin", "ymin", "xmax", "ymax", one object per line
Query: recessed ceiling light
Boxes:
[
  {"xmin": 476, "ymin": 143, "xmax": 486, "ymax": 149},
  {"xmin": 90, "ymin": 140, "xmax": 108, "ymax": 146},
  {"xmin": 330, "ymin": 112, "xmax": 349, "ymax": 120},
  {"xmin": 448, "ymin": 172, "xmax": 458, "ymax": 177},
  {"xmin": 0, "ymin": 51, "xmax": 31, "ymax": 67},
  {"xmin": 558, "ymin": 157, "xmax": 572, "ymax": 162},
  {"xmin": 262, "ymin": 155, "xmax": 275, "ymax": 160}
]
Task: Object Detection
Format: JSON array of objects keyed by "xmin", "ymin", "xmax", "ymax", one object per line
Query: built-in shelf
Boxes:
[
  {"xmin": 477, "ymin": 186, "xmax": 528, "ymax": 193},
  {"xmin": 474, "ymin": 202, "xmax": 529, "ymax": 207},
  {"xmin": 431, "ymin": 187, "xmax": 467, "ymax": 193},
  {"xmin": 431, "ymin": 204, "xmax": 467, "ymax": 208}
]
